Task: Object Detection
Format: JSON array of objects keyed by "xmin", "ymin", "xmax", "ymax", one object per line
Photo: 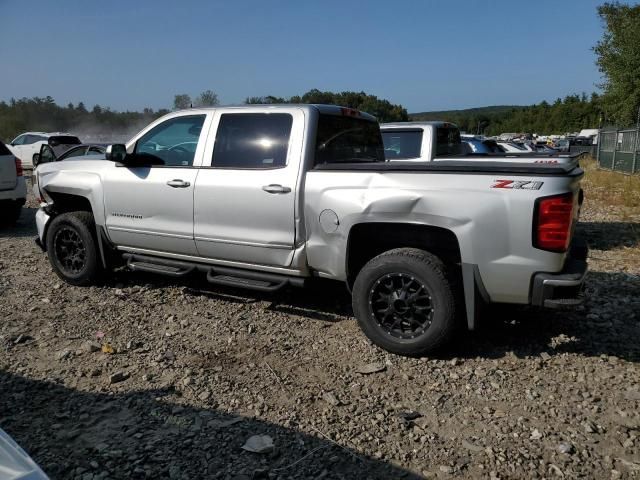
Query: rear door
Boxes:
[
  {"xmin": 103, "ymin": 113, "xmax": 212, "ymax": 255},
  {"xmin": 0, "ymin": 142, "xmax": 17, "ymax": 191},
  {"xmin": 193, "ymin": 107, "xmax": 304, "ymax": 267}
]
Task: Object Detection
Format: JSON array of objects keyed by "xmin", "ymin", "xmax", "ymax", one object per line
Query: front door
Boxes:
[
  {"xmin": 193, "ymin": 108, "xmax": 304, "ymax": 267},
  {"xmin": 103, "ymin": 113, "xmax": 210, "ymax": 255}
]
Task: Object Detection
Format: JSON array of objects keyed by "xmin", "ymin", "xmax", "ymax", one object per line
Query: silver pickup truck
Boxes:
[{"xmin": 33, "ymin": 105, "xmax": 587, "ymax": 356}]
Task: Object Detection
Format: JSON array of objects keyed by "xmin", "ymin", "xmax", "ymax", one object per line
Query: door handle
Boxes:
[
  {"xmin": 167, "ymin": 179, "xmax": 191, "ymax": 188},
  {"xmin": 262, "ymin": 184, "xmax": 291, "ymax": 194}
]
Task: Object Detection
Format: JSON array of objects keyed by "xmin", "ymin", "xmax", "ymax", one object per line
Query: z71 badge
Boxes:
[{"xmin": 491, "ymin": 180, "xmax": 544, "ymax": 190}]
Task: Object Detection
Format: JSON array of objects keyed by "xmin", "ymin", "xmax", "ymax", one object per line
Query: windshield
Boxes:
[
  {"xmin": 315, "ymin": 114, "xmax": 384, "ymax": 164},
  {"xmin": 382, "ymin": 130, "xmax": 423, "ymax": 159}
]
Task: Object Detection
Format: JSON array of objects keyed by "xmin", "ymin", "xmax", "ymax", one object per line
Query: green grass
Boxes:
[{"xmin": 581, "ymin": 156, "xmax": 640, "ymax": 212}]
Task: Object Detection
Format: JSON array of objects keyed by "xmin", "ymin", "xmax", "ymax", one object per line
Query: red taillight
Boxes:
[
  {"xmin": 14, "ymin": 157, "xmax": 23, "ymax": 177},
  {"xmin": 534, "ymin": 192, "xmax": 575, "ymax": 252}
]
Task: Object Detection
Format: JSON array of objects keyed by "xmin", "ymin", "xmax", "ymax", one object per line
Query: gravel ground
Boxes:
[{"xmin": 1, "ymin": 182, "xmax": 639, "ymax": 480}]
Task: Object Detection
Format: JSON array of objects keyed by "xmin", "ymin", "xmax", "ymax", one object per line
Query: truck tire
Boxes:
[
  {"xmin": 46, "ymin": 211, "xmax": 101, "ymax": 286},
  {"xmin": 352, "ymin": 248, "xmax": 459, "ymax": 356}
]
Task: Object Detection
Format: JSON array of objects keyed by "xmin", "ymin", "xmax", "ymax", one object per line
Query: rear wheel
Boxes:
[
  {"xmin": 46, "ymin": 211, "xmax": 101, "ymax": 286},
  {"xmin": 352, "ymin": 248, "xmax": 459, "ymax": 356}
]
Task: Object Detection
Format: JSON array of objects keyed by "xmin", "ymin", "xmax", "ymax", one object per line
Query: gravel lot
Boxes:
[{"xmin": 1, "ymin": 176, "xmax": 639, "ymax": 480}]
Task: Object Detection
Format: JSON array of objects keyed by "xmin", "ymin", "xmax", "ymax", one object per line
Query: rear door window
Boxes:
[
  {"xmin": 212, "ymin": 113, "xmax": 293, "ymax": 169},
  {"xmin": 382, "ymin": 130, "xmax": 423, "ymax": 159},
  {"xmin": 25, "ymin": 135, "xmax": 45, "ymax": 144}
]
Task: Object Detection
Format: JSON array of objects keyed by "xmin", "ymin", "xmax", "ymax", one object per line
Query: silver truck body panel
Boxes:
[{"xmin": 304, "ymin": 167, "xmax": 580, "ymax": 303}]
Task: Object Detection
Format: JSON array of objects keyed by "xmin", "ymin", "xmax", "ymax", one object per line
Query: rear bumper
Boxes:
[
  {"xmin": 531, "ymin": 238, "xmax": 588, "ymax": 308},
  {"xmin": 0, "ymin": 177, "xmax": 27, "ymax": 201}
]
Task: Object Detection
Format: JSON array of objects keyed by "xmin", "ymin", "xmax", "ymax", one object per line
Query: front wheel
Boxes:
[
  {"xmin": 46, "ymin": 211, "xmax": 101, "ymax": 286},
  {"xmin": 352, "ymin": 248, "xmax": 459, "ymax": 356}
]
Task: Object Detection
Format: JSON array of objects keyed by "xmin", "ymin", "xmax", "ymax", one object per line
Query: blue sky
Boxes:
[{"xmin": 0, "ymin": 0, "xmax": 607, "ymax": 113}]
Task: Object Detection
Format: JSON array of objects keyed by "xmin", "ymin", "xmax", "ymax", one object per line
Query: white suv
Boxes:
[
  {"xmin": 0, "ymin": 140, "xmax": 26, "ymax": 225},
  {"xmin": 7, "ymin": 132, "xmax": 81, "ymax": 169}
]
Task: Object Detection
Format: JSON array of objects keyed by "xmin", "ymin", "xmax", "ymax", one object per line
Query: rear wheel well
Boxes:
[{"xmin": 346, "ymin": 223, "xmax": 461, "ymax": 286}]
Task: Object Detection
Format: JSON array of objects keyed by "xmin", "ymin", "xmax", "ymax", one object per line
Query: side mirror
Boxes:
[
  {"xmin": 105, "ymin": 144, "xmax": 127, "ymax": 163},
  {"xmin": 33, "ymin": 154, "xmax": 41, "ymax": 167}
]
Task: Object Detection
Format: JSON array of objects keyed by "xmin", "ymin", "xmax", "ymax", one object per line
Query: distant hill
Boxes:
[
  {"xmin": 407, "ymin": 97, "xmax": 600, "ymax": 135},
  {"xmin": 409, "ymin": 105, "xmax": 520, "ymax": 121}
]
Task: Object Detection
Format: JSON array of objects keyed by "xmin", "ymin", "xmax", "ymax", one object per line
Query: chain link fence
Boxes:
[{"xmin": 597, "ymin": 128, "xmax": 640, "ymax": 174}]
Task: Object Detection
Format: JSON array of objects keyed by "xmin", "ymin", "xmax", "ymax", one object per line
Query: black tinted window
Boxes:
[
  {"xmin": 315, "ymin": 115, "xmax": 384, "ymax": 164},
  {"xmin": 25, "ymin": 135, "xmax": 44, "ymax": 144},
  {"xmin": 49, "ymin": 136, "xmax": 81, "ymax": 146},
  {"xmin": 435, "ymin": 127, "xmax": 462, "ymax": 156},
  {"xmin": 135, "ymin": 115, "xmax": 205, "ymax": 167},
  {"xmin": 0, "ymin": 141, "xmax": 11, "ymax": 155},
  {"xmin": 60, "ymin": 147, "xmax": 88, "ymax": 160},
  {"xmin": 212, "ymin": 113, "xmax": 292, "ymax": 169},
  {"xmin": 382, "ymin": 130, "xmax": 423, "ymax": 159}
]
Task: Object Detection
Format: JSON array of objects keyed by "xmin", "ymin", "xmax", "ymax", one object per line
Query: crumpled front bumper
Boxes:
[{"xmin": 531, "ymin": 237, "xmax": 588, "ymax": 308}]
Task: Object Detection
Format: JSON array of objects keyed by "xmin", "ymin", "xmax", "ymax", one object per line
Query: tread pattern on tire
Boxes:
[
  {"xmin": 46, "ymin": 211, "xmax": 101, "ymax": 286},
  {"xmin": 352, "ymin": 247, "xmax": 459, "ymax": 357}
]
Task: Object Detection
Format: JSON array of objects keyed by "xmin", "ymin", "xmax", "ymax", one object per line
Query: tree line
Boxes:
[
  {"xmin": 412, "ymin": 93, "xmax": 605, "ymax": 135},
  {"xmin": 0, "ymin": 89, "xmax": 408, "ymax": 142}
]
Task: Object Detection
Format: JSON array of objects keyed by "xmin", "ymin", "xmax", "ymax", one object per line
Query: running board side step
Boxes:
[
  {"xmin": 123, "ymin": 253, "xmax": 196, "ymax": 277},
  {"xmin": 206, "ymin": 266, "xmax": 304, "ymax": 292},
  {"xmin": 122, "ymin": 253, "xmax": 304, "ymax": 291}
]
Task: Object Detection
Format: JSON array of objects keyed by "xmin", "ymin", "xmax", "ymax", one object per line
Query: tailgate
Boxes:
[{"xmin": 0, "ymin": 154, "xmax": 17, "ymax": 191}]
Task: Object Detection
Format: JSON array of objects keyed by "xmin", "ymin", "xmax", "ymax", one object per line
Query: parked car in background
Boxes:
[
  {"xmin": 497, "ymin": 141, "xmax": 530, "ymax": 153},
  {"xmin": 7, "ymin": 132, "xmax": 81, "ymax": 169},
  {"xmin": 34, "ymin": 144, "xmax": 106, "ymax": 167},
  {"xmin": 0, "ymin": 140, "xmax": 26, "ymax": 225},
  {"xmin": 461, "ymin": 137, "xmax": 503, "ymax": 153},
  {"xmin": 553, "ymin": 139, "xmax": 570, "ymax": 152},
  {"xmin": 381, "ymin": 122, "xmax": 463, "ymax": 161},
  {"xmin": 382, "ymin": 123, "xmax": 575, "ymax": 164}
]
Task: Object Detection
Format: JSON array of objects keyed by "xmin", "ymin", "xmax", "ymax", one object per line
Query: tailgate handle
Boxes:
[
  {"xmin": 167, "ymin": 179, "xmax": 191, "ymax": 188},
  {"xmin": 262, "ymin": 184, "xmax": 291, "ymax": 194}
]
